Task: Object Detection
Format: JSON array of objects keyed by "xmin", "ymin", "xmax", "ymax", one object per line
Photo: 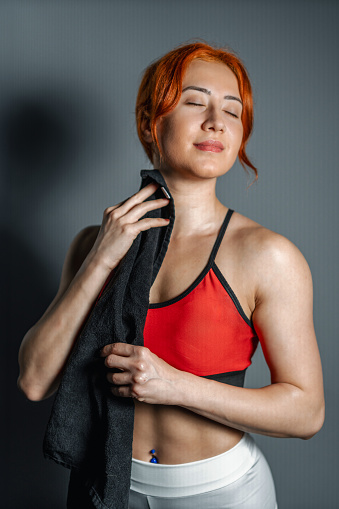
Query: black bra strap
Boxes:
[{"xmin": 208, "ymin": 208, "xmax": 234, "ymax": 264}]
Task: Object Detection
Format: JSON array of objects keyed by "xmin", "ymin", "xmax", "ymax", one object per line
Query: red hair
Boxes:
[{"xmin": 136, "ymin": 42, "xmax": 257, "ymax": 179}]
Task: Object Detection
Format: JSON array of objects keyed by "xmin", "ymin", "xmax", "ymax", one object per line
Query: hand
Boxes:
[
  {"xmin": 90, "ymin": 183, "xmax": 170, "ymax": 272},
  {"xmin": 100, "ymin": 343, "xmax": 180, "ymax": 405}
]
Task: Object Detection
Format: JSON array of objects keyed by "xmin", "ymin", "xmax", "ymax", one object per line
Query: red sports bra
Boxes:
[{"xmin": 143, "ymin": 209, "xmax": 258, "ymax": 387}]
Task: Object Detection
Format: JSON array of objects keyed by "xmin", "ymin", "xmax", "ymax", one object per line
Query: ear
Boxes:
[{"xmin": 141, "ymin": 118, "xmax": 153, "ymax": 143}]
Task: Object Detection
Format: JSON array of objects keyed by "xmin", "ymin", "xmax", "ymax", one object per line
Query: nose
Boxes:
[{"xmin": 202, "ymin": 107, "xmax": 225, "ymax": 133}]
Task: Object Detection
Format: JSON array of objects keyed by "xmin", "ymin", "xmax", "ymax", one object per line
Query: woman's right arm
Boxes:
[{"xmin": 17, "ymin": 183, "xmax": 170, "ymax": 401}]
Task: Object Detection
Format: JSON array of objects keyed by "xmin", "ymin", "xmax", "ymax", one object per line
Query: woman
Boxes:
[{"xmin": 18, "ymin": 43, "xmax": 324, "ymax": 508}]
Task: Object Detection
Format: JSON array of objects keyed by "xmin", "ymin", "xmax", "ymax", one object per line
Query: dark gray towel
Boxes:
[{"xmin": 43, "ymin": 169, "xmax": 174, "ymax": 509}]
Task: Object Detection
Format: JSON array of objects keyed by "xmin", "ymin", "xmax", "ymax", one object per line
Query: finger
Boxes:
[
  {"xmin": 115, "ymin": 216, "xmax": 170, "ymax": 241},
  {"xmin": 107, "ymin": 371, "xmax": 131, "ymax": 385},
  {"xmin": 104, "ymin": 353, "xmax": 131, "ymax": 370},
  {"xmin": 115, "ymin": 183, "xmax": 161, "ymax": 217},
  {"xmin": 123, "ymin": 197, "xmax": 170, "ymax": 223},
  {"xmin": 110, "ymin": 385, "xmax": 131, "ymax": 398},
  {"xmin": 134, "ymin": 216, "xmax": 170, "ymax": 233},
  {"xmin": 100, "ymin": 342, "xmax": 134, "ymax": 358},
  {"xmin": 108, "ymin": 370, "xmax": 149, "ymax": 386},
  {"xmin": 103, "ymin": 200, "xmax": 126, "ymax": 215}
]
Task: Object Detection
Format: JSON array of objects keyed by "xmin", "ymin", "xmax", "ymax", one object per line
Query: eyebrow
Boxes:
[{"xmin": 182, "ymin": 86, "xmax": 243, "ymax": 105}]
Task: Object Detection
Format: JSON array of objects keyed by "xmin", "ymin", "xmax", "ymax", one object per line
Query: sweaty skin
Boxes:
[
  {"xmin": 18, "ymin": 59, "xmax": 324, "ymax": 466},
  {"xmin": 132, "ymin": 213, "xmax": 246, "ymax": 463}
]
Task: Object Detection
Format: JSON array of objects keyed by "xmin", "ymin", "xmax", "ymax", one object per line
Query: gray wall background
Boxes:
[{"xmin": 2, "ymin": 1, "xmax": 338, "ymax": 507}]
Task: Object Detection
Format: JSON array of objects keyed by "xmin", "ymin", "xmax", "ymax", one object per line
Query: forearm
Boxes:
[
  {"xmin": 173, "ymin": 371, "xmax": 324, "ymax": 439},
  {"xmin": 18, "ymin": 255, "xmax": 110, "ymax": 400}
]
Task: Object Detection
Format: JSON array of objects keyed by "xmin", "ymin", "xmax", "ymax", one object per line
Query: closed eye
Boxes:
[
  {"xmin": 225, "ymin": 111, "xmax": 239, "ymax": 118},
  {"xmin": 187, "ymin": 102, "xmax": 204, "ymax": 107}
]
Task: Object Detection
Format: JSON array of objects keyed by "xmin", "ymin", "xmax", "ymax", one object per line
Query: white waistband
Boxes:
[{"xmin": 130, "ymin": 433, "xmax": 258, "ymax": 497}]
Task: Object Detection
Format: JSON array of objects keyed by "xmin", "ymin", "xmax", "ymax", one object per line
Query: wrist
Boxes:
[
  {"xmin": 80, "ymin": 249, "xmax": 115, "ymax": 279},
  {"xmin": 73, "ymin": 253, "xmax": 113, "ymax": 301},
  {"xmin": 87, "ymin": 243, "xmax": 123, "ymax": 275},
  {"xmin": 169, "ymin": 369, "xmax": 200, "ymax": 407}
]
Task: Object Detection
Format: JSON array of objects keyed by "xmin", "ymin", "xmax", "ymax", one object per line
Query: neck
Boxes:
[{"xmin": 158, "ymin": 169, "xmax": 226, "ymax": 237}]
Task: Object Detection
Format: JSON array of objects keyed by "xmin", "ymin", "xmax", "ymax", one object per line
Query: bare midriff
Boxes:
[
  {"xmin": 131, "ymin": 211, "xmax": 251, "ymax": 464},
  {"xmin": 132, "ymin": 400, "xmax": 243, "ymax": 464}
]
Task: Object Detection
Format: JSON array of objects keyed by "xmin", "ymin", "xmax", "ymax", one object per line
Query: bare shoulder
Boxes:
[
  {"xmin": 229, "ymin": 211, "xmax": 312, "ymax": 298},
  {"xmin": 59, "ymin": 225, "xmax": 100, "ymax": 290}
]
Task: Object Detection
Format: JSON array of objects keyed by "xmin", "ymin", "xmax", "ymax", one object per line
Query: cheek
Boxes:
[
  {"xmin": 228, "ymin": 123, "xmax": 243, "ymax": 152},
  {"xmin": 237, "ymin": 126, "xmax": 244, "ymax": 151},
  {"xmin": 158, "ymin": 118, "xmax": 185, "ymax": 154}
]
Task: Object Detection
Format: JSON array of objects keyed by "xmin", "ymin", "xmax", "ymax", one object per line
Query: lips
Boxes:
[{"xmin": 194, "ymin": 140, "xmax": 224, "ymax": 152}]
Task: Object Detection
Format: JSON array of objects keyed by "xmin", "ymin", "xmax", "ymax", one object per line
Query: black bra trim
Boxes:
[
  {"xmin": 149, "ymin": 209, "xmax": 233, "ymax": 309},
  {"xmin": 208, "ymin": 208, "xmax": 234, "ymax": 264},
  {"xmin": 212, "ymin": 263, "xmax": 255, "ymax": 330},
  {"xmin": 149, "ymin": 263, "xmax": 213, "ymax": 309},
  {"xmin": 202, "ymin": 368, "xmax": 247, "ymax": 387}
]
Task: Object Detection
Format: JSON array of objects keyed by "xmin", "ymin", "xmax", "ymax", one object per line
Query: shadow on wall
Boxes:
[
  {"xmin": 2, "ymin": 92, "xmax": 94, "ymax": 508},
  {"xmin": 4, "ymin": 93, "xmax": 80, "ymax": 190},
  {"xmin": 4, "ymin": 231, "xmax": 69, "ymax": 509}
]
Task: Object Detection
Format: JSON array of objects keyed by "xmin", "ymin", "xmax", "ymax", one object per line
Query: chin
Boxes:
[
  {"xmin": 191, "ymin": 164, "xmax": 232, "ymax": 179},
  {"xmin": 163, "ymin": 166, "xmax": 230, "ymax": 181},
  {"xmin": 158, "ymin": 155, "xmax": 234, "ymax": 180},
  {"xmin": 191, "ymin": 154, "xmax": 237, "ymax": 179}
]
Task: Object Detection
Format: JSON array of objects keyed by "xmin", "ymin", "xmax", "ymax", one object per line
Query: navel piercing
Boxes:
[{"xmin": 150, "ymin": 449, "xmax": 159, "ymax": 463}]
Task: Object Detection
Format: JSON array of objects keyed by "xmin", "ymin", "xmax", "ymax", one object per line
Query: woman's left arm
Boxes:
[
  {"xmin": 178, "ymin": 236, "xmax": 325, "ymax": 439},
  {"xmin": 101, "ymin": 236, "xmax": 325, "ymax": 439}
]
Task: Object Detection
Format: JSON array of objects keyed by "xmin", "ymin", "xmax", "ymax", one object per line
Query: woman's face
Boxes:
[{"xmin": 152, "ymin": 59, "xmax": 244, "ymax": 180}]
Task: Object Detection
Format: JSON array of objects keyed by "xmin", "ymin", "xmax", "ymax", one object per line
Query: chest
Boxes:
[
  {"xmin": 149, "ymin": 233, "xmax": 255, "ymax": 324},
  {"xmin": 145, "ymin": 233, "xmax": 258, "ymax": 377},
  {"xmin": 149, "ymin": 234, "xmax": 216, "ymax": 304}
]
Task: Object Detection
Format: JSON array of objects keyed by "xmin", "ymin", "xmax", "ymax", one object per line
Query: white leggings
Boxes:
[{"xmin": 129, "ymin": 434, "xmax": 277, "ymax": 508}]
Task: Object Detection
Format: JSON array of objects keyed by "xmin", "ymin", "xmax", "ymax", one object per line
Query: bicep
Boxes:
[{"xmin": 252, "ymin": 240, "xmax": 323, "ymax": 396}]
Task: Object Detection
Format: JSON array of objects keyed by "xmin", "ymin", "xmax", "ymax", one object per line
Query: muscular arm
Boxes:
[
  {"xmin": 17, "ymin": 183, "xmax": 170, "ymax": 401},
  {"xmin": 103, "ymin": 233, "xmax": 325, "ymax": 439},
  {"xmin": 177, "ymin": 235, "xmax": 324, "ymax": 438},
  {"xmin": 17, "ymin": 226, "xmax": 107, "ymax": 400}
]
